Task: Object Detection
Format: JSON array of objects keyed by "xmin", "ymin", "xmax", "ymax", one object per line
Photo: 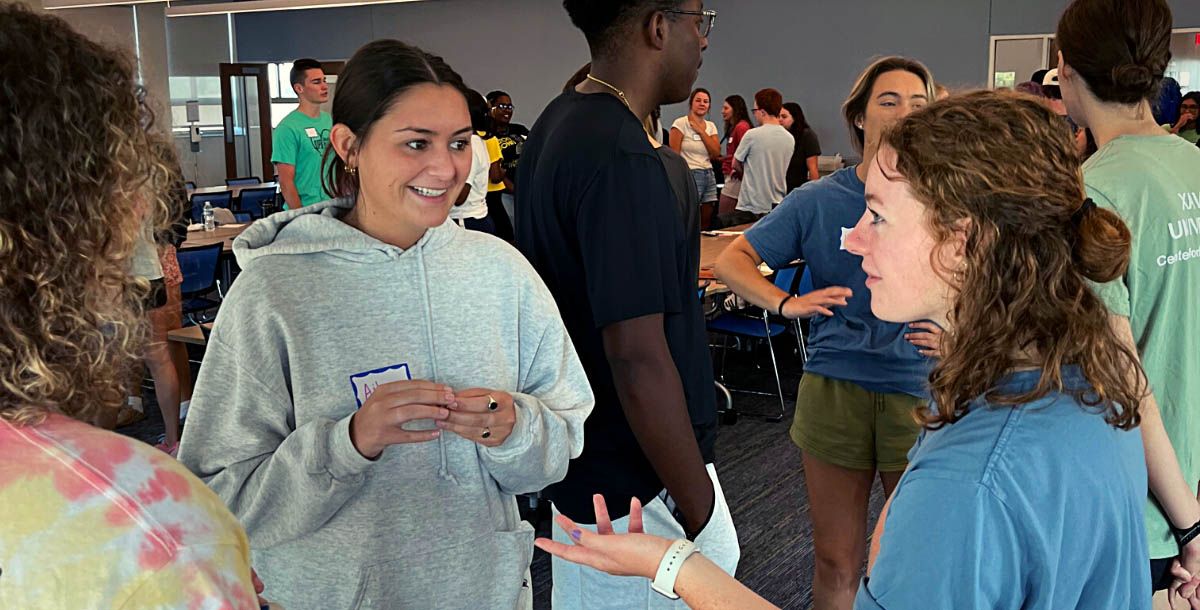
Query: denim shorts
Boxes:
[{"xmin": 690, "ymin": 168, "xmax": 719, "ymax": 203}]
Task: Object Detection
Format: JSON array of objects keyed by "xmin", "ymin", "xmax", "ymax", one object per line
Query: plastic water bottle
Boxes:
[{"xmin": 202, "ymin": 202, "xmax": 214, "ymax": 231}]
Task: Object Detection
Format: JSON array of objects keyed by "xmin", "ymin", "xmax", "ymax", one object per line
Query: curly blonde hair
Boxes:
[
  {"xmin": 0, "ymin": 5, "xmax": 176, "ymax": 426},
  {"xmin": 882, "ymin": 90, "xmax": 1145, "ymax": 430}
]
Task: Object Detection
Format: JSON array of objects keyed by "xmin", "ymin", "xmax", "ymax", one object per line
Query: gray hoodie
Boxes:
[{"xmin": 178, "ymin": 199, "xmax": 594, "ymax": 610}]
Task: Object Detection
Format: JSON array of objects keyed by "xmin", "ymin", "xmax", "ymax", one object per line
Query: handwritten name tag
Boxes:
[
  {"xmin": 350, "ymin": 363, "xmax": 411, "ymax": 408},
  {"xmin": 305, "ymin": 127, "xmax": 319, "ymax": 138}
]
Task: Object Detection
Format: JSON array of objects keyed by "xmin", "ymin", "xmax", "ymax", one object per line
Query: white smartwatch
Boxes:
[{"xmin": 650, "ymin": 538, "xmax": 701, "ymax": 599}]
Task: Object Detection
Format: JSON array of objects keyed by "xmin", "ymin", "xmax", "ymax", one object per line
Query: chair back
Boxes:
[
  {"xmin": 797, "ymin": 267, "xmax": 813, "ymax": 295},
  {"xmin": 773, "ymin": 266, "xmax": 799, "ymax": 293},
  {"xmin": 226, "ymin": 176, "xmax": 261, "ymax": 187},
  {"xmin": 237, "ymin": 186, "xmax": 277, "ymax": 218},
  {"xmin": 191, "ymin": 191, "xmax": 233, "ymax": 222},
  {"xmin": 177, "ymin": 243, "xmax": 222, "ymax": 296},
  {"xmin": 212, "ymin": 207, "xmax": 236, "ymax": 225}
]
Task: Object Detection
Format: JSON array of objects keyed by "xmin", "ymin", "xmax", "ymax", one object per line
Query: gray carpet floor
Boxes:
[{"xmin": 119, "ymin": 337, "xmax": 886, "ymax": 609}]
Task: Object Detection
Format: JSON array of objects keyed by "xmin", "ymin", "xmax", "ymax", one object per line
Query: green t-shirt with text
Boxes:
[
  {"xmin": 1084, "ymin": 134, "xmax": 1200, "ymax": 560},
  {"xmin": 271, "ymin": 109, "xmax": 332, "ymax": 208}
]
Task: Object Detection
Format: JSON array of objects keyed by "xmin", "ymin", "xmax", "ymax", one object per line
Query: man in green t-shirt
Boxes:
[{"xmin": 272, "ymin": 58, "xmax": 331, "ymax": 209}]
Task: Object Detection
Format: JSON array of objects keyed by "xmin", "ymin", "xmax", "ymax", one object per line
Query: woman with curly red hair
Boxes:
[{"xmin": 536, "ymin": 90, "xmax": 1155, "ymax": 610}]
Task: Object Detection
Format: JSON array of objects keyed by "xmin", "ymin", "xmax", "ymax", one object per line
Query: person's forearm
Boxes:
[
  {"xmin": 702, "ymin": 133, "xmax": 721, "ymax": 158},
  {"xmin": 608, "ymin": 343, "xmax": 713, "ymax": 535},
  {"xmin": 279, "ymin": 181, "xmax": 301, "ymax": 210},
  {"xmin": 1141, "ymin": 396, "xmax": 1200, "ymax": 527},
  {"xmin": 675, "ymin": 553, "xmax": 779, "ymax": 610},
  {"xmin": 714, "ymin": 244, "xmax": 787, "ymax": 311},
  {"xmin": 1111, "ymin": 315, "xmax": 1200, "ymax": 528}
]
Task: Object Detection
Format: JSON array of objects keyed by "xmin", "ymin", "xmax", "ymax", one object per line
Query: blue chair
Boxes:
[
  {"xmin": 225, "ymin": 176, "xmax": 261, "ymax": 187},
  {"xmin": 177, "ymin": 243, "xmax": 223, "ymax": 323},
  {"xmin": 190, "ymin": 191, "xmax": 232, "ymax": 223},
  {"xmin": 236, "ymin": 186, "xmax": 277, "ymax": 219},
  {"xmin": 700, "ymin": 284, "xmax": 737, "ymax": 424},
  {"xmin": 706, "ymin": 265, "xmax": 806, "ymax": 421},
  {"xmin": 185, "ymin": 181, "xmax": 196, "ymax": 190}
]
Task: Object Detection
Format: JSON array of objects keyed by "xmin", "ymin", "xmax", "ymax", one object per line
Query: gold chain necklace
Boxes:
[{"xmin": 585, "ymin": 74, "xmax": 631, "ymax": 110}]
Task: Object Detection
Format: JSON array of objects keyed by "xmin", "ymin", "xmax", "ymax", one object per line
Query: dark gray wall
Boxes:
[
  {"xmin": 990, "ymin": 0, "xmax": 1200, "ymax": 36},
  {"xmin": 233, "ymin": 0, "xmax": 1200, "ymax": 158}
]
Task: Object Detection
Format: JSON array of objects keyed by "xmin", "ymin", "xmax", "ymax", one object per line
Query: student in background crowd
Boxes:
[
  {"xmin": 518, "ymin": 1, "xmax": 740, "ymax": 608},
  {"xmin": 1154, "ymin": 76, "xmax": 1183, "ymax": 127},
  {"xmin": 713, "ymin": 88, "xmax": 793, "ymax": 228},
  {"xmin": 179, "ymin": 39, "xmax": 594, "ymax": 610},
  {"xmin": 781, "ymin": 101, "xmax": 821, "ymax": 192},
  {"xmin": 1015, "ymin": 80, "xmax": 1044, "ymax": 96},
  {"xmin": 146, "ymin": 172, "xmax": 195, "ymax": 456},
  {"xmin": 715, "ymin": 56, "xmax": 935, "ymax": 610},
  {"xmin": 487, "ymin": 90, "xmax": 528, "ymax": 241},
  {"xmin": 670, "ymin": 88, "xmax": 721, "ymax": 228},
  {"xmin": 718, "ymin": 94, "xmax": 754, "ymax": 219},
  {"xmin": 0, "ymin": 5, "xmax": 262, "ymax": 608},
  {"xmin": 1164, "ymin": 92, "xmax": 1200, "ymax": 144},
  {"xmin": 450, "ymin": 89, "xmax": 505, "ymax": 234},
  {"xmin": 272, "ymin": 58, "xmax": 332, "ymax": 209},
  {"xmin": 535, "ymin": 89, "xmax": 1155, "ymax": 610},
  {"xmin": 1057, "ymin": 0, "xmax": 1200, "ymax": 605}
]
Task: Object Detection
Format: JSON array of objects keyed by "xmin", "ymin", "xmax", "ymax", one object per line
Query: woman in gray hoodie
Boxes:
[{"xmin": 178, "ymin": 40, "xmax": 595, "ymax": 610}]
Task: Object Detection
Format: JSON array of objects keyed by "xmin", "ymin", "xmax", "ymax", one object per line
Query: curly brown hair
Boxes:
[
  {"xmin": 0, "ymin": 5, "xmax": 176, "ymax": 426},
  {"xmin": 882, "ymin": 90, "xmax": 1145, "ymax": 430}
]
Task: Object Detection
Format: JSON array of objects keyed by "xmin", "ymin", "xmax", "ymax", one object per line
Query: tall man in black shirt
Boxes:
[{"xmin": 516, "ymin": 1, "xmax": 738, "ymax": 607}]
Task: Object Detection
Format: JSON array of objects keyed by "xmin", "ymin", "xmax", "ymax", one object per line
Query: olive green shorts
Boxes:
[{"xmin": 789, "ymin": 372, "xmax": 925, "ymax": 472}]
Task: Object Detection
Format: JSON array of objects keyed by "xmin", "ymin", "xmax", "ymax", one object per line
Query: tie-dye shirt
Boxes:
[{"xmin": 0, "ymin": 413, "xmax": 258, "ymax": 610}]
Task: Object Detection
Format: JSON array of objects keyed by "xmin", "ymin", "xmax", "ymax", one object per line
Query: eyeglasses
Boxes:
[
  {"xmin": 494, "ymin": 104, "xmax": 514, "ymax": 110},
  {"xmin": 663, "ymin": 9, "xmax": 717, "ymax": 38}
]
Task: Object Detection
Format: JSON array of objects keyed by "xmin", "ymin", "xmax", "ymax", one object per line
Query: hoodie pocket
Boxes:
[{"xmin": 349, "ymin": 521, "xmax": 535, "ymax": 610}]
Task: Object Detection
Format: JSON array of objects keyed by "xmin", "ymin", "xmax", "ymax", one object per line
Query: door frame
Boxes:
[{"xmin": 219, "ymin": 63, "xmax": 273, "ymax": 181}]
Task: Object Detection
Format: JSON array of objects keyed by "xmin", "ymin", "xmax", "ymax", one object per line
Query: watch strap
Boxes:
[
  {"xmin": 1174, "ymin": 519, "xmax": 1200, "ymax": 550},
  {"xmin": 650, "ymin": 538, "xmax": 700, "ymax": 600}
]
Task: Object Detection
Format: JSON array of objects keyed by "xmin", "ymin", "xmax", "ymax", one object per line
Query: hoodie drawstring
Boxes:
[{"xmin": 418, "ymin": 245, "xmax": 458, "ymax": 485}]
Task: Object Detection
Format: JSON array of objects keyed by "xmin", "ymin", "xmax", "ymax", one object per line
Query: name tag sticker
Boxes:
[
  {"xmin": 692, "ymin": 133, "xmax": 702, "ymax": 141},
  {"xmin": 305, "ymin": 127, "xmax": 319, "ymax": 138},
  {"xmin": 350, "ymin": 363, "xmax": 411, "ymax": 408}
]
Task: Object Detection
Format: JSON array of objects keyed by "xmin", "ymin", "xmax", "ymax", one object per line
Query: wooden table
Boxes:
[
  {"xmin": 167, "ymin": 323, "xmax": 211, "ymax": 346},
  {"xmin": 699, "ymin": 223, "xmax": 755, "ymax": 277},
  {"xmin": 180, "ymin": 223, "xmax": 250, "ymax": 253},
  {"xmin": 189, "ymin": 182, "xmax": 278, "ymax": 198}
]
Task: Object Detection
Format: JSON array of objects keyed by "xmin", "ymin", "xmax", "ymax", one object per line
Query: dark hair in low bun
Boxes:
[
  {"xmin": 1056, "ymin": 0, "xmax": 1172, "ymax": 105},
  {"xmin": 322, "ymin": 40, "xmax": 466, "ymax": 201}
]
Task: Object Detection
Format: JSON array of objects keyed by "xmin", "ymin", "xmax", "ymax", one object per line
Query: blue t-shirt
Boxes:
[
  {"xmin": 856, "ymin": 367, "xmax": 1149, "ymax": 610},
  {"xmin": 744, "ymin": 167, "xmax": 929, "ymax": 397}
]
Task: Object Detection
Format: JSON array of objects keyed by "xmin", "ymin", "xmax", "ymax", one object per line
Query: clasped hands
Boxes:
[{"xmin": 349, "ymin": 380, "xmax": 517, "ymax": 459}]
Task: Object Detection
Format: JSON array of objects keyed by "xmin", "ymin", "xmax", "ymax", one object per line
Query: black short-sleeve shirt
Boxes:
[
  {"xmin": 516, "ymin": 91, "xmax": 717, "ymax": 522},
  {"xmin": 785, "ymin": 127, "xmax": 822, "ymax": 192}
]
